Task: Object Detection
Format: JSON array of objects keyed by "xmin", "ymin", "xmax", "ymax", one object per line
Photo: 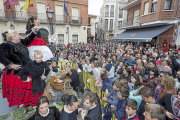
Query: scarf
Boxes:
[
  {"xmin": 172, "ymin": 95, "xmax": 180, "ymax": 116},
  {"xmin": 8, "ymin": 41, "xmax": 27, "ymax": 55}
]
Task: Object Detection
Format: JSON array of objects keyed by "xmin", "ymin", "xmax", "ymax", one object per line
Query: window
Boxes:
[
  {"xmin": 105, "ymin": 5, "xmax": 109, "ymax": 17},
  {"xmin": 55, "ymin": 5, "xmax": 64, "ymax": 22},
  {"xmin": 16, "ymin": 1, "xmax": 27, "ymax": 20},
  {"xmin": 151, "ymin": 0, "xmax": 157, "ymax": 12},
  {"xmin": 37, "ymin": 3, "xmax": 47, "ymax": 21},
  {"xmin": 88, "ymin": 18, "xmax": 91, "ymax": 24},
  {"xmin": 87, "ymin": 28, "xmax": 91, "ymax": 35},
  {"xmin": 104, "ymin": 19, "xmax": 108, "ymax": 29},
  {"xmin": 144, "ymin": 2, "xmax": 149, "ymax": 15},
  {"xmin": 58, "ymin": 34, "xmax": 64, "ymax": 44},
  {"xmin": 118, "ymin": 21, "xmax": 122, "ymax": 29},
  {"xmin": 164, "ymin": 0, "xmax": 172, "ymax": 10},
  {"xmin": 72, "ymin": 35, "xmax": 78, "ymax": 44},
  {"xmin": 72, "ymin": 7, "xmax": 79, "ymax": 21},
  {"xmin": 110, "ymin": 19, "xmax": 113, "ymax": 29},
  {"xmin": 119, "ymin": 10, "xmax": 123, "ymax": 18},
  {"xmin": 110, "ymin": 5, "xmax": 114, "ymax": 17}
]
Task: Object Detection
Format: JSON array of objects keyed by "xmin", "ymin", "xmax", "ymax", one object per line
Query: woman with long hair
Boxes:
[{"xmin": 26, "ymin": 16, "xmax": 53, "ymax": 62}]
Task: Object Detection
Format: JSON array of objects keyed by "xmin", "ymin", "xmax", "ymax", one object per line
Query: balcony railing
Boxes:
[
  {"xmin": 55, "ymin": 15, "xmax": 67, "ymax": 24},
  {"xmin": 69, "ymin": 16, "xmax": 82, "ymax": 25},
  {"xmin": 0, "ymin": 9, "xmax": 8, "ymax": 21},
  {"xmin": 87, "ymin": 31, "xmax": 91, "ymax": 35},
  {"xmin": 0, "ymin": 9, "xmax": 82, "ymax": 25},
  {"xmin": 122, "ymin": 15, "xmax": 140, "ymax": 28}
]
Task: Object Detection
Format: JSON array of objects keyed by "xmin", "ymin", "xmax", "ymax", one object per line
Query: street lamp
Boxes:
[
  {"xmin": 10, "ymin": 23, "xmax": 14, "ymax": 30},
  {"xmin": 46, "ymin": 8, "xmax": 54, "ymax": 35},
  {"xmin": 100, "ymin": 18, "xmax": 103, "ymax": 40}
]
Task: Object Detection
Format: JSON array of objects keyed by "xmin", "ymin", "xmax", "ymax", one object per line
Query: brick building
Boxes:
[
  {"xmin": 0, "ymin": 0, "xmax": 88, "ymax": 44},
  {"xmin": 114, "ymin": 0, "xmax": 180, "ymax": 46}
]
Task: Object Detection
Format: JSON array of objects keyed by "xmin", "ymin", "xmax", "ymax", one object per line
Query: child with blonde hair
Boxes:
[{"xmin": 19, "ymin": 50, "xmax": 50, "ymax": 95}]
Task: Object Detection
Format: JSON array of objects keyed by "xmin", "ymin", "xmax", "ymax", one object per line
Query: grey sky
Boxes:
[{"xmin": 88, "ymin": 0, "xmax": 103, "ymax": 15}]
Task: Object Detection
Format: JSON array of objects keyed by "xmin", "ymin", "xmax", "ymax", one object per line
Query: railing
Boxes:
[
  {"xmin": 122, "ymin": 15, "xmax": 140, "ymax": 27},
  {"xmin": 109, "ymin": 28, "xmax": 113, "ymax": 31},
  {"xmin": 55, "ymin": 15, "xmax": 67, "ymax": 24},
  {"xmin": 87, "ymin": 31, "xmax": 91, "ymax": 35},
  {"xmin": 69, "ymin": 16, "xmax": 82, "ymax": 25},
  {"xmin": 0, "ymin": 9, "xmax": 8, "ymax": 21},
  {"xmin": 57, "ymin": 60, "xmax": 118, "ymax": 120},
  {"xmin": 37, "ymin": 13, "xmax": 48, "ymax": 23}
]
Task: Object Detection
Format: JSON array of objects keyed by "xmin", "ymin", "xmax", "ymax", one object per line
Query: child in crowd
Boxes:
[
  {"xmin": 128, "ymin": 73, "xmax": 141, "ymax": 91},
  {"xmin": 19, "ymin": 51, "xmax": 50, "ymax": 95},
  {"xmin": 122, "ymin": 99, "xmax": 139, "ymax": 120},
  {"xmin": 112, "ymin": 88, "xmax": 129, "ymax": 120},
  {"xmin": 137, "ymin": 87, "xmax": 159, "ymax": 120},
  {"xmin": 103, "ymin": 80, "xmax": 121, "ymax": 120},
  {"xmin": 143, "ymin": 104, "xmax": 165, "ymax": 120},
  {"xmin": 51, "ymin": 61, "xmax": 59, "ymax": 76}
]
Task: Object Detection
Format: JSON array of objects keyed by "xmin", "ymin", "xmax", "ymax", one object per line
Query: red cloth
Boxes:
[
  {"xmin": 2, "ymin": 69, "xmax": 43, "ymax": 107},
  {"xmin": 27, "ymin": 37, "xmax": 46, "ymax": 47},
  {"xmin": 67, "ymin": 44, "xmax": 70, "ymax": 49},
  {"xmin": 156, "ymin": 59, "xmax": 161, "ymax": 67},
  {"xmin": 122, "ymin": 115, "xmax": 140, "ymax": 120},
  {"xmin": 163, "ymin": 46, "xmax": 168, "ymax": 52}
]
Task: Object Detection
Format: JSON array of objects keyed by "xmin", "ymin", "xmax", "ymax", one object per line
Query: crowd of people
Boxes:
[
  {"xmin": 49, "ymin": 41, "xmax": 180, "ymax": 120},
  {"xmin": 0, "ymin": 15, "xmax": 180, "ymax": 120}
]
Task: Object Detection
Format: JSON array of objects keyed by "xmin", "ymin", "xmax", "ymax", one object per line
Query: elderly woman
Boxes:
[
  {"xmin": 28, "ymin": 96, "xmax": 60, "ymax": 120},
  {"xmin": 0, "ymin": 26, "xmax": 41, "ymax": 107},
  {"xmin": 158, "ymin": 76, "xmax": 177, "ymax": 100},
  {"xmin": 81, "ymin": 92, "xmax": 102, "ymax": 120}
]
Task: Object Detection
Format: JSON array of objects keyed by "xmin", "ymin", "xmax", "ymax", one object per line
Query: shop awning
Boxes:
[
  {"xmin": 87, "ymin": 35, "xmax": 94, "ymax": 38},
  {"xmin": 113, "ymin": 24, "xmax": 174, "ymax": 42}
]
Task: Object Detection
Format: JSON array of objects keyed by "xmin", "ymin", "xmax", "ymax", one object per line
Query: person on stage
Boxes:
[
  {"xmin": 0, "ymin": 26, "xmax": 42, "ymax": 107},
  {"xmin": 26, "ymin": 16, "xmax": 53, "ymax": 62}
]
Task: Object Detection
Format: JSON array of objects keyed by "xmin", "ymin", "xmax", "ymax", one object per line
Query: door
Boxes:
[{"xmin": 39, "ymin": 28, "xmax": 49, "ymax": 43}]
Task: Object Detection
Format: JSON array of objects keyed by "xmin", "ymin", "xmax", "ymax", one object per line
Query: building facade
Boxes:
[
  {"xmin": 87, "ymin": 14, "xmax": 97, "ymax": 42},
  {"xmin": 0, "ymin": 0, "xmax": 88, "ymax": 45},
  {"xmin": 114, "ymin": 0, "xmax": 127, "ymax": 36},
  {"xmin": 116, "ymin": 0, "xmax": 180, "ymax": 46},
  {"xmin": 100, "ymin": 0, "xmax": 116, "ymax": 40}
]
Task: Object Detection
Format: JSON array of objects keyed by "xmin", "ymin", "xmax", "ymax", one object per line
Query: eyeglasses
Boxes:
[{"xmin": 159, "ymin": 75, "xmax": 162, "ymax": 77}]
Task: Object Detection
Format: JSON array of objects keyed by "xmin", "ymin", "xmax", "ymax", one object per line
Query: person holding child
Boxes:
[{"xmin": 0, "ymin": 26, "xmax": 40, "ymax": 107}]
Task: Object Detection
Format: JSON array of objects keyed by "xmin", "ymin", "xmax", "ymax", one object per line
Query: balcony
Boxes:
[
  {"xmin": 122, "ymin": 15, "xmax": 140, "ymax": 28},
  {"xmin": 55, "ymin": 15, "xmax": 67, "ymax": 24},
  {"xmin": 119, "ymin": 0, "xmax": 141, "ymax": 10},
  {"xmin": 69, "ymin": 16, "xmax": 82, "ymax": 25}
]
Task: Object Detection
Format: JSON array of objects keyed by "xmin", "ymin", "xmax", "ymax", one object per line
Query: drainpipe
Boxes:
[{"xmin": 175, "ymin": 0, "xmax": 179, "ymax": 18}]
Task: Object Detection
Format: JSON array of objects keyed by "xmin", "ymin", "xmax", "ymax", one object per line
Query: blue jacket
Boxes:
[
  {"xmin": 128, "ymin": 82, "xmax": 139, "ymax": 92},
  {"xmin": 106, "ymin": 90, "xmax": 119, "ymax": 106},
  {"xmin": 127, "ymin": 59, "xmax": 135, "ymax": 66},
  {"xmin": 113, "ymin": 99, "xmax": 128, "ymax": 120},
  {"xmin": 102, "ymin": 78, "xmax": 111, "ymax": 92}
]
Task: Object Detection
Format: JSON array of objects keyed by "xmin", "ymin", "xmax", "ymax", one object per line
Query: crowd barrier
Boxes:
[{"xmin": 58, "ymin": 61, "xmax": 117, "ymax": 120}]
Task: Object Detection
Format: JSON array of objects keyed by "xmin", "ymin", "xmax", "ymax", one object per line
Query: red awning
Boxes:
[{"xmin": 87, "ymin": 35, "xmax": 94, "ymax": 38}]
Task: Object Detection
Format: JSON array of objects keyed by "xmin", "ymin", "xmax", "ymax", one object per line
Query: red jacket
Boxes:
[{"xmin": 122, "ymin": 114, "xmax": 140, "ymax": 120}]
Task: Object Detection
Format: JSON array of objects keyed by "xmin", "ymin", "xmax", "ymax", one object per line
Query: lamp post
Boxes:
[
  {"xmin": 10, "ymin": 23, "xmax": 14, "ymax": 30},
  {"xmin": 46, "ymin": 8, "xmax": 54, "ymax": 35}
]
